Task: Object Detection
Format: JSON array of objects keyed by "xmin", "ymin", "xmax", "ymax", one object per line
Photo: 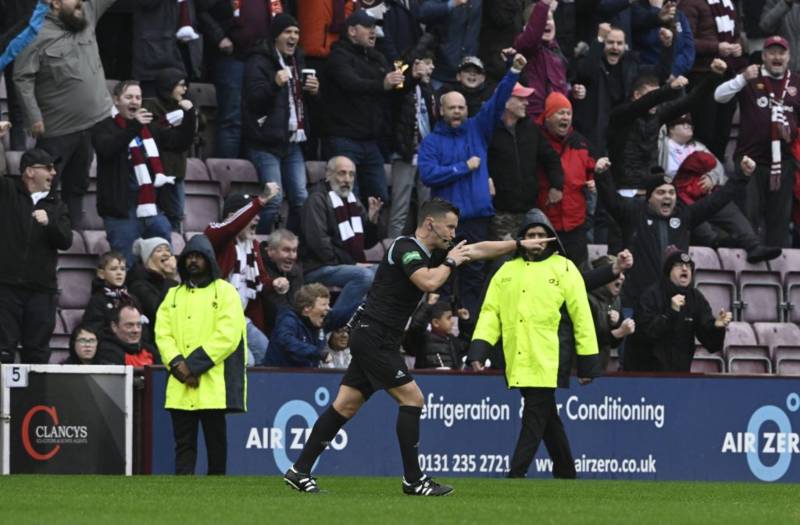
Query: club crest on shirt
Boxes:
[
  {"xmin": 669, "ymin": 217, "xmax": 681, "ymax": 229},
  {"xmin": 757, "ymin": 96, "xmax": 769, "ymax": 108},
  {"xmin": 402, "ymin": 251, "xmax": 422, "ymax": 265},
  {"xmin": 788, "ymin": 86, "xmax": 798, "ymax": 97}
]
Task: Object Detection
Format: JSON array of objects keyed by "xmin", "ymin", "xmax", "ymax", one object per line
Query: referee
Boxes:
[{"xmin": 284, "ymin": 198, "xmax": 548, "ymax": 495}]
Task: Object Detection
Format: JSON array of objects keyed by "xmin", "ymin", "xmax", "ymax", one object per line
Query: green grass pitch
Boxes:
[{"xmin": 2, "ymin": 476, "xmax": 797, "ymax": 524}]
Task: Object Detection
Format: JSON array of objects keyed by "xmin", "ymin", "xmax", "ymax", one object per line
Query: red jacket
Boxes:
[
  {"xmin": 204, "ymin": 197, "xmax": 273, "ymax": 332},
  {"xmin": 537, "ymin": 127, "xmax": 595, "ymax": 232},
  {"xmin": 297, "ymin": 0, "xmax": 356, "ymax": 58}
]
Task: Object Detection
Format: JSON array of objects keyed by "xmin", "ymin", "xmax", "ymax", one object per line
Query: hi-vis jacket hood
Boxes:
[
  {"xmin": 516, "ymin": 207, "xmax": 567, "ymax": 259},
  {"xmin": 178, "ymin": 234, "xmax": 222, "ymax": 283}
]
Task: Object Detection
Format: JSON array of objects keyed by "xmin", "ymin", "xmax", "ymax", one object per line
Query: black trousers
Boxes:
[
  {"xmin": 0, "ymin": 284, "xmax": 56, "ymax": 364},
  {"xmin": 509, "ymin": 387, "xmax": 576, "ymax": 479},
  {"xmin": 741, "ymin": 162, "xmax": 794, "ymax": 248},
  {"xmin": 691, "ymin": 201, "xmax": 760, "ymax": 250},
  {"xmin": 558, "ymin": 226, "xmax": 588, "ymax": 268},
  {"xmin": 689, "ymin": 72, "xmax": 737, "ymax": 160},
  {"xmin": 37, "ymin": 129, "xmax": 93, "ymax": 226},
  {"xmin": 169, "ymin": 409, "xmax": 228, "ymax": 475}
]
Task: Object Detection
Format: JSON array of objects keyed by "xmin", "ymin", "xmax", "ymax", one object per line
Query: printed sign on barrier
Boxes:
[
  {"xmin": 1, "ymin": 365, "xmax": 133, "ymax": 475},
  {"xmin": 147, "ymin": 369, "xmax": 800, "ymax": 482}
]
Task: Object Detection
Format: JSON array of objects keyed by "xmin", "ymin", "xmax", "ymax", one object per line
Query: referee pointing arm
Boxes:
[{"xmin": 283, "ymin": 198, "xmax": 550, "ymax": 495}]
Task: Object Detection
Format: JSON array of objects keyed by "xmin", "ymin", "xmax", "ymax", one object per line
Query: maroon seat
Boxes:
[
  {"xmin": 692, "ymin": 346, "xmax": 725, "ymax": 373},
  {"xmin": 185, "ymin": 157, "xmax": 211, "ymax": 181},
  {"xmin": 753, "ymin": 322, "xmax": 800, "ymax": 359},
  {"xmin": 774, "ymin": 347, "xmax": 800, "ymax": 376},
  {"xmin": 695, "ymin": 269, "xmax": 737, "ymax": 316},
  {"xmin": 306, "ymin": 161, "xmax": 326, "ymax": 185},
  {"xmin": 53, "ymin": 310, "xmax": 68, "ymax": 336},
  {"xmin": 60, "ymin": 309, "xmax": 85, "ymax": 333},
  {"xmin": 205, "ymin": 158, "xmax": 260, "ymax": 195},
  {"xmin": 171, "ymin": 232, "xmax": 186, "ymax": 254},
  {"xmin": 82, "ymin": 230, "xmax": 110, "ymax": 255},
  {"xmin": 76, "ymin": 191, "xmax": 105, "ymax": 230},
  {"xmin": 780, "ymin": 268, "xmax": 800, "ymax": 323},
  {"xmin": 725, "ymin": 345, "xmax": 772, "ymax": 373},
  {"xmin": 738, "ymin": 270, "xmax": 783, "ymax": 322},
  {"xmin": 689, "ymin": 246, "xmax": 720, "ymax": 270},
  {"xmin": 766, "ymin": 248, "xmax": 800, "ymax": 281},
  {"xmin": 728, "ymin": 358, "xmax": 771, "ymax": 375},
  {"xmin": 716, "ymin": 248, "xmax": 781, "ymax": 321},
  {"xmin": 587, "ymin": 244, "xmax": 608, "ymax": 263},
  {"xmin": 5, "ymin": 150, "xmax": 23, "ymax": 175},
  {"xmin": 59, "ymin": 230, "xmax": 87, "ymax": 255},
  {"xmin": 56, "ymin": 268, "xmax": 94, "ymax": 309},
  {"xmin": 183, "ymin": 231, "xmax": 204, "ymax": 243},
  {"xmin": 182, "ymin": 193, "xmax": 220, "ymax": 232},
  {"xmin": 724, "ymin": 321, "xmax": 756, "ymax": 346},
  {"xmin": 364, "ymin": 238, "xmax": 393, "ymax": 263},
  {"xmin": 187, "ymin": 82, "xmax": 217, "ymax": 109},
  {"xmin": 57, "ymin": 253, "xmax": 97, "ymax": 270}
]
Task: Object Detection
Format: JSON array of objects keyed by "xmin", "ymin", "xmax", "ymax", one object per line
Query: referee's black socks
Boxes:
[
  {"xmin": 294, "ymin": 406, "xmax": 349, "ymax": 474},
  {"xmin": 397, "ymin": 405, "xmax": 423, "ymax": 483}
]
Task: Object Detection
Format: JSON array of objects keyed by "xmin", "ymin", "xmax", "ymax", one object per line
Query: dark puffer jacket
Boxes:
[{"xmin": 242, "ymin": 43, "xmax": 312, "ymax": 157}]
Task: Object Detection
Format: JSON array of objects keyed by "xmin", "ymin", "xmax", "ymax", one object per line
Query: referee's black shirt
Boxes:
[{"xmin": 361, "ymin": 237, "xmax": 446, "ymax": 333}]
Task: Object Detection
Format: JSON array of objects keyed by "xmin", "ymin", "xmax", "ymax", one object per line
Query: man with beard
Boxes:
[
  {"xmin": 597, "ymin": 155, "xmax": 757, "ymax": 310},
  {"xmin": 714, "ymin": 36, "xmax": 800, "ymax": 248},
  {"xmin": 300, "ymin": 156, "xmax": 383, "ymax": 331},
  {"xmin": 204, "ymin": 182, "xmax": 280, "ymax": 366},
  {"xmin": 155, "ymin": 234, "xmax": 248, "ymax": 475},
  {"xmin": 624, "ymin": 246, "xmax": 731, "ymax": 372},
  {"xmin": 468, "ymin": 208, "xmax": 601, "ymax": 479},
  {"xmin": 97, "ymin": 303, "xmax": 157, "ymax": 366},
  {"xmin": 13, "ymin": 0, "xmax": 118, "ymax": 225}
]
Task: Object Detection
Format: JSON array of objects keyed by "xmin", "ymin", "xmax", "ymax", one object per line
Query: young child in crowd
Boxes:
[{"xmin": 81, "ymin": 251, "xmax": 136, "ymax": 332}]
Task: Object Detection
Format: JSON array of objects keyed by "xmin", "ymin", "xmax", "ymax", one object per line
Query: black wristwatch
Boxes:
[
  {"xmin": 516, "ymin": 238, "xmax": 522, "ymax": 250},
  {"xmin": 444, "ymin": 257, "xmax": 458, "ymax": 269}
]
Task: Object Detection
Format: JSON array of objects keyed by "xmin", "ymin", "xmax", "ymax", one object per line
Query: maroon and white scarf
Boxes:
[
  {"xmin": 176, "ymin": 0, "xmax": 200, "ymax": 41},
  {"xmin": 278, "ymin": 52, "xmax": 306, "ymax": 142},
  {"xmin": 328, "ymin": 190, "xmax": 365, "ymax": 262},
  {"xmin": 706, "ymin": 0, "xmax": 736, "ymax": 42},
  {"xmin": 761, "ymin": 68, "xmax": 792, "ymax": 191},
  {"xmin": 231, "ymin": 240, "xmax": 263, "ymax": 308},
  {"xmin": 113, "ymin": 111, "xmax": 175, "ymax": 218}
]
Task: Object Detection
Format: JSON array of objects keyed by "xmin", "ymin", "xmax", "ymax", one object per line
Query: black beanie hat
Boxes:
[
  {"xmin": 644, "ymin": 172, "xmax": 675, "ymax": 201},
  {"xmin": 271, "ymin": 13, "xmax": 299, "ymax": 42},
  {"xmin": 662, "ymin": 245, "xmax": 695, "ymax": 277}
]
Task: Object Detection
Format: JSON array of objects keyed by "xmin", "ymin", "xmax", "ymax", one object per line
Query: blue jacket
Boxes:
[
  {"xmin": 635, "ymin": 10, "xmax": 695, "ymax": 77},
  {"xmin": 263, "ymin": 309, "xmax": 324, "ymax": 367},
  {"xmin": 418, "ymin": 68, "xmax": 518, "ymax": 220},
  {"xmin": 425, "ymin": 0, "xmax": 482, "ymax": 83}
]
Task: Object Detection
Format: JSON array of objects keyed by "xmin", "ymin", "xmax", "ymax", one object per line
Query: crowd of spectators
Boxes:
[{"xmin": 2, "ymin": 0, "xmax": 800, "ymax": 375}]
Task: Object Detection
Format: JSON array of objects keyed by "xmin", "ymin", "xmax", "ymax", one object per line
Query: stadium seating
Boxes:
[
  {"xmin": 205, "ymin": 157, "xmax": 260, "ymax": 195},
  {"xmin": 587, "ymin": 244, "xmax": 608, "ymax": 263},
  {"xmin": 753, "ymin": 323, "xmax": 800, "ymax": 374},
  {"xmin": 182, "ymin": 192, "xmax": 220, "ymax": 232},
  {"xmin": 688, "ymin": 246, "xmax": 720, "ymax": 270},
  {"xmin": 5, "ymin": 149, "xmax": 22, "ymax": 175},
  {"xmin": 60, "ymin": 230, "xmax": 87, "ymax": 255},
  {"xmin": 717, "ymin": 248, "xmax": 783, "ymax": 322},
  {"xmin": 82, "ymin": 230, "xmax": 111, "ymax": 255},
  {"xmin": 692, "ymin": 346, "xmax": 725, "ymax": 374},
  {"xmin": 56, "ymin": 267, "xmax": 94, "ymax": 310},
  {"xmin": 76, "ymin": 191, "xmax": 105, "ymax": 230},
  {"xmin": 306, "ymin": 160, "xmax": 326, "ymax": 185}
]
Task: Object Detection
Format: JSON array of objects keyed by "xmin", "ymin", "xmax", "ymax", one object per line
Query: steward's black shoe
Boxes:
[
  {"xmin": 284, "ymin": 468, "xmax": 320, "ymax": 493},
  {"xmin": 402, "ymin": 475, "xmax": 454, "ymax": 496}
]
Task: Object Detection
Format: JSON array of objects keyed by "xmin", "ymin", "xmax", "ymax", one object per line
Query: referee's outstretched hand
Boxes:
[{"xmin": 448, "ymin": 240, "xmax": 471, "ymax": 266}]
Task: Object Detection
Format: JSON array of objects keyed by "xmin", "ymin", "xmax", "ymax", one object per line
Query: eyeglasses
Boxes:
[
  {"xmin": 76, "ymin": 338, "xmax": 97, "ymax": 345},
  {"xmin": 29, "ymin": 164, "xmax": 55, "ymax": 171}
]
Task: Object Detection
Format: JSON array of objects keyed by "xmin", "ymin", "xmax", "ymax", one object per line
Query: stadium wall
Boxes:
[{"xmin": 145, "ymin": 368, "xmax": 800, "ymax": 483}]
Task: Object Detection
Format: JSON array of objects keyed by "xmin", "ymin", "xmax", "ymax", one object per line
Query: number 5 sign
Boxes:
[{"xmin": 4, "ymin": 365, "xmax": 29, "ymax": 388}]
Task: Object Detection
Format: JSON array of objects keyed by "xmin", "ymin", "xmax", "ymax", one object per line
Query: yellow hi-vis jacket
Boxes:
[
  {"xmin": 156, "ymin": 278, "xmax": 248, "ymax": 412},
  {"xmin": 472, "ymin": 254, "xmax": 599, "ymax": 388}
]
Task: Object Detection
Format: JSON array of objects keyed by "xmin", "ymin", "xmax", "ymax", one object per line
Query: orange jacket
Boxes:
[{"xmin": 297, "ymin": 0, "xmax": 356, "ymax": 58}]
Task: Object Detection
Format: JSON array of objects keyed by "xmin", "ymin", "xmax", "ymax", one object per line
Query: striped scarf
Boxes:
[
  {"xmin": 231, "ymin": 240, "xmax": 263, "ymax": 309},
  {"xmin": 761, "ymin": 68, "xmax": 792, "ymax": 191},
  {"xmin": 113, "ymin": 113, "xmax": 175, "ymax": 218},
  {"xmin": 328, "ymin": 190, "xmax": 365, "ymax": 262}
]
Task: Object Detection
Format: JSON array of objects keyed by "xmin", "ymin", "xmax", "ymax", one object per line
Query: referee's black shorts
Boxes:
[{"xmin": 341, "ymin": 319, "xmax": 414, "ymax": 399}]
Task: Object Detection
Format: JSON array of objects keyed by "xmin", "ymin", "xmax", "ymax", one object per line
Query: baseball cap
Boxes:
[
  {"xmin": 511, "ymin": 82, "xmax": 535, "ymax": 98},
  {"xmin": 457, "ymin": 56, "xmax": 485, "ymax": 73},
  {"xmin": 346, "ymin": 10, "xmax": 377, "ymax": 28},
  {"xmin": 764, "ymin": 36, "xmax": 789, "ymax": 50},
  {"xmin": 19, "ymin": 148, "xmax": 58, "ymax": 173}
]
